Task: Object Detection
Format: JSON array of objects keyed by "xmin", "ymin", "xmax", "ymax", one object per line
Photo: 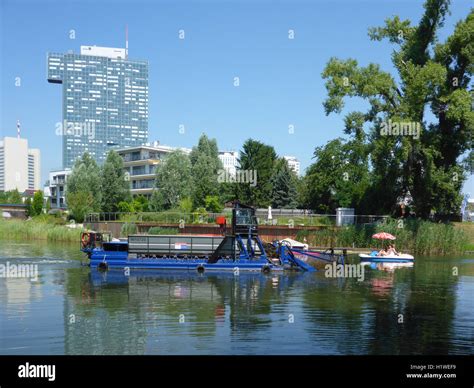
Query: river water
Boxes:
[{"xmin": 0, "ymin": 241, "xmax": 472, "ymax": 355}]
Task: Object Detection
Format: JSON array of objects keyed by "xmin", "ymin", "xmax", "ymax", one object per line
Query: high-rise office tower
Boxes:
[{"xmin": 47, "ymin": 45, "xmax": 148, "ymax": 168}]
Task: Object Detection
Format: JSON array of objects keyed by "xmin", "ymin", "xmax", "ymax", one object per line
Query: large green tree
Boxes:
[
  {"xmin": 321, "ymin": 0, "xmax": 473, "ymax": 217},
  {"xmin": 66, "ymin": 152, "xmax": 102, "ymax": 221},
  {"xmin": 303, "ymin": 138, "xmax": 370, "ymax": 213},
  {"xmin": 238, "ymin": 139, "xmax": 277, "ymax": 207},
  {"xmin": 150, "ymin": 150, "xmax": 193, "ymax": 210},
  {"xmin": 270, "ymin": 158, "xmax": 298, "ymax": 209},
  {"xmin": 189, "ymin": 134, "xmax": 223, "ymax": 208},
  {"xmin": 100, "ymin": 150, "xmax": 131, "ymax": 212}
]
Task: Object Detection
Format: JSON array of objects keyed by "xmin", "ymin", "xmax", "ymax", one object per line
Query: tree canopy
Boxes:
[
  {"xmin": 101, "ymin": 150, "xmax": 131, "ymax": 212},
  {"xmin": 150, "ymin": 150, "xmax": 193, "ymax": 210},
  {"xmin": 238, "ymin": 139, "xmax": 277, "ymax": 207},
  {"xmin": 320, "ymin": 0, "xmax": 473, "ymax": 217}
]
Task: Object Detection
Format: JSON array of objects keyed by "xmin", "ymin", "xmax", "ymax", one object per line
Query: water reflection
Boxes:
[{"xmin": 0, "ymin": 242, "xmax": 472, "ymax": 355}]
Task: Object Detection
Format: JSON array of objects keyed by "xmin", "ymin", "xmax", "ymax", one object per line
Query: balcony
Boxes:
[{"xmin": 51, "ymin": 179, "xmax": 66, "ymax": 186}]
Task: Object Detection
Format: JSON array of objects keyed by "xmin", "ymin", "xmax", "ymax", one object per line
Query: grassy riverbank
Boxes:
[
  {"xmin": 0, "ymin": 216, "xmax": 83, "ymax": 242},
  {"xmin": 296, "ymin": 219, "xmax": 470, "ymax": 256}
]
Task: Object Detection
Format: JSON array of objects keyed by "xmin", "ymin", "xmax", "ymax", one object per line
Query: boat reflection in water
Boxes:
[{"xmin": 361, "ymin": 260, "xmax": 414, "ymax": 272}]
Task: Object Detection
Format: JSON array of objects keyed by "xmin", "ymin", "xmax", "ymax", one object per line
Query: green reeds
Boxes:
[
  {"xmin": 0, "ymin": 218, "xmax": 83, "ymax": 242},
  {"xmin": 296, "ymin": 218, "xmax": 468, "ymax": 255}
]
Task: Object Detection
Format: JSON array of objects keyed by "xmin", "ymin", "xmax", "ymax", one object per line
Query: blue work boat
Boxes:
[{"xmin": 81, "ymin": 203, "xmax": 334, "ymax": 274}]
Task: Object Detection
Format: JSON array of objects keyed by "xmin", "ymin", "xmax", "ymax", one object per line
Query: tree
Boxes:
[
  {"xmin": 24, "ymin": 197, "xmax": 33, "ymax": 217},
  {"xmin": 101, "ymin": 150, "xmax": 131, "ymax": 212},
  {"xmin": 150, "ymin": 150, "xmax": 193, "ymax": 210},
  {"xmin": 270, "ymin": 158, "xmax": 298, "ymax": 209},
  {"xmin": 204, "ymin": 195, "xmax": 224, "ymax": 213},
  {"xmin": 189, "ymin": 134, "xmax": 223, "ymax": 208},
  {"xmin": 66, "ymin": 191, "xmax": 94, "ymax": 223},
  {"xmin": 321, "ymin": 1, "xmax": 473, "ymax": 217},
  {"xmin": 66, "ymin": 152, "xmax": 102, "ymax": 221},
  {"xmin": 32, "ymin": 190, "xmax": 44, "ymax": 216},
  {"xmin": 131, "ymin": 195, "xmax": 149, "ymax": 212},
  {"xmin": 1, "ymin": 189, "xmax": 23, "ymax": 204},
  {"xmin": 302, "ymin": 138, "xmax": 370, "ymax": 213},
  {"xmin": 238, "ymin": 139, "xmax": 277, "ymax": 207}
]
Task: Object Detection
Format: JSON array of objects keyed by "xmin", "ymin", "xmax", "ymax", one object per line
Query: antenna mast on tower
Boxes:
[{"xmin": 125, "ymin": 25, "xmax": 129, "ymax": 59}]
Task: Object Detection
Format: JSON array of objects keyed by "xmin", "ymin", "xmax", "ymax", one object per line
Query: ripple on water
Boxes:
[{"xmin": 0, "ymin": 242, "xmax": 473, "ymax": 355}]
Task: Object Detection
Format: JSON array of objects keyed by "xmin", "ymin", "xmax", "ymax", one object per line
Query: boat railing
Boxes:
[{"xmin": 84, "ymin": 211, "xmax": 390, "ymax": 226}]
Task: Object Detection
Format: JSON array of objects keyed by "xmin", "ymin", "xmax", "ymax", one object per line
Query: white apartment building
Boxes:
[
  {"xmin": 218, "ymin": 151, "xmax": 239, "ymax": 176},
  {"xmin": 44, "ymin": 169, "xmax": 72, "ymax": 209},
  {"xmin": 283, "ymin": 156, "xmax": 300, "ymax": 176},
  {"xmin": 117, "ymin": 143, "xmax": 191, "ymax": 198},
  {"xmin": 0, "ymin": 137, "xmax": 41, "ymax": 193}
]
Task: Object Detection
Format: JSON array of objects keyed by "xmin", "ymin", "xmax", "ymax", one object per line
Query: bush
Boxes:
[
  {"xmin": 179, "ymin": 197, "xmax": 193, "ymax": 213},
  {"xmin": 117, "ymin": 201, "xmax": 133, "ymax": 213},
  {"xmin": 205, "ymin": 195, "xmax": 223, "ymax": 213},
  {"xmin": 32, "ymin": 191, "xmax": 44, "ymax": 216},
  {"xmin": 193, "ymin": 208, "xmax": 208, "ymax": 223}
]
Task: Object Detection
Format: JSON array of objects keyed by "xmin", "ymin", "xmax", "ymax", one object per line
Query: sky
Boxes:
[{"xmin": 0, "ymin": 0, "xmax": 472, "ymax": 195}]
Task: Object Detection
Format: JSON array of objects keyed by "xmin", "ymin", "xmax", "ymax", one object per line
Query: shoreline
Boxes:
[{"xmin": 0, "ymin": 217, "xmax": 472, "ymax": 256}]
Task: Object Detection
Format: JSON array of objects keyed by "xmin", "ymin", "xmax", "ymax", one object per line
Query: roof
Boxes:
[{"xmin": 22, "ymin": 189, "xmax": 38, "ymax": 197}]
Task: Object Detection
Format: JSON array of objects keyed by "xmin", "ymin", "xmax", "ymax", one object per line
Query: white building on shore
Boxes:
[
  {"xmin": 0, "ymin": 136, "xmax": 41, "ymax": 193},
  {"xmin": 43, "ymin": 169, "xmax": 72, "ymax": 209},
  {"xmin": 218, "ymin": 151, "xmax": 239, "ymax": 176},
  {"xmin": 283, "ymin": 156, "xmax": 300, "ymax": 176},
  {"xmin": 117, "ymin": 142, "xmax": 191, "ymax": 198}
]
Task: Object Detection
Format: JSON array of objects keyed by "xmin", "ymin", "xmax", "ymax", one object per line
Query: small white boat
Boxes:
[
  {"xmin": 359, "ymin": 253, "xmax": 414, "ymax": 263},
  {"xmin": 361, "ymin": 261, "xmax": 414, "ymax": 271}
]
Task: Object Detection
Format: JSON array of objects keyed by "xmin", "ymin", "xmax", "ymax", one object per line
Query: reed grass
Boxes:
[
  {"xmin": 0, "ymin": 218, "xmax": 83, "ymax": 242},
  {"xmin": 120, "ymin": 223, "xmax": 137, "ymax": 237},
  {"xmin": 296, "ymin": 218, "xmax": 469, "ymax": 255}
]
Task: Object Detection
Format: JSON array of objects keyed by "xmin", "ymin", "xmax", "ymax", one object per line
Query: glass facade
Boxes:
[{"xmin": 47, "ymin": 49, "xmax": 148, "ymax": 168}]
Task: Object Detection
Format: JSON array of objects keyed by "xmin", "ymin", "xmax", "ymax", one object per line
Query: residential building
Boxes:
[
  {"xmin": 218, "ymin": 151, "xmax": 239, "ymax": 176},
  {"xmin": 283, "ymin": 156, "xmax": 301, "ymax": 176},
  {"xmin": 117, "ymin": 143, "xmax": 191, "ymax": 198},
  {"xmin": 0, "ymin": 136, "xmax": 41, "ymax": 193},
  {"xmin": 47, "ymin": 45, "xmax": 149, "ymax": 168},
  {"xmin": 43, "ymin": 169, "xmax": 72, "ymax": 209}
]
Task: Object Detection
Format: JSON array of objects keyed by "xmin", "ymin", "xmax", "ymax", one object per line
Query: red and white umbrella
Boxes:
[{"xmin": 372, "ymin": 232, "xmax": 396, "ymax": 240}]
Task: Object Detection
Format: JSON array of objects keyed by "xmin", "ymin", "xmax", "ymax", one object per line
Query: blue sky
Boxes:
[{"xmin": 0, "ymin": 0, "xmax": 472, "ymax": 195}]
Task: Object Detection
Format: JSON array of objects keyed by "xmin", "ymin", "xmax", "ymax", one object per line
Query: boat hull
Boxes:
[
  {"xmin": 89, "ymin": 251, "xmax": 284, "ymax": 272},
  {"xmin": 359, "ymin": 253, "xmax": 414, "ymax": 263}
]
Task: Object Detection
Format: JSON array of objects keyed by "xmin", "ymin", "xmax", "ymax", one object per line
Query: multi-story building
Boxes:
[
  {"xmin": 218, "ymin": 151, "xmax": 239, "ymax": 176},
  {"xmin": 0, "ymin": 137, "xmax": 41, "ymax": 193},
  {"xmin": 43, "ymin": 169, "xmax": 72, "ymax": 209},
  {"xmin": 47, "ymin": 45, "xmax": 149, "ymax": 168},
  {"xmin": 283, "ymin": 156, "xmax": 300, "ymax": 176},
  {"xmin": 117, "ymin": 143, "xmax": 191, "ymax": 198}
]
